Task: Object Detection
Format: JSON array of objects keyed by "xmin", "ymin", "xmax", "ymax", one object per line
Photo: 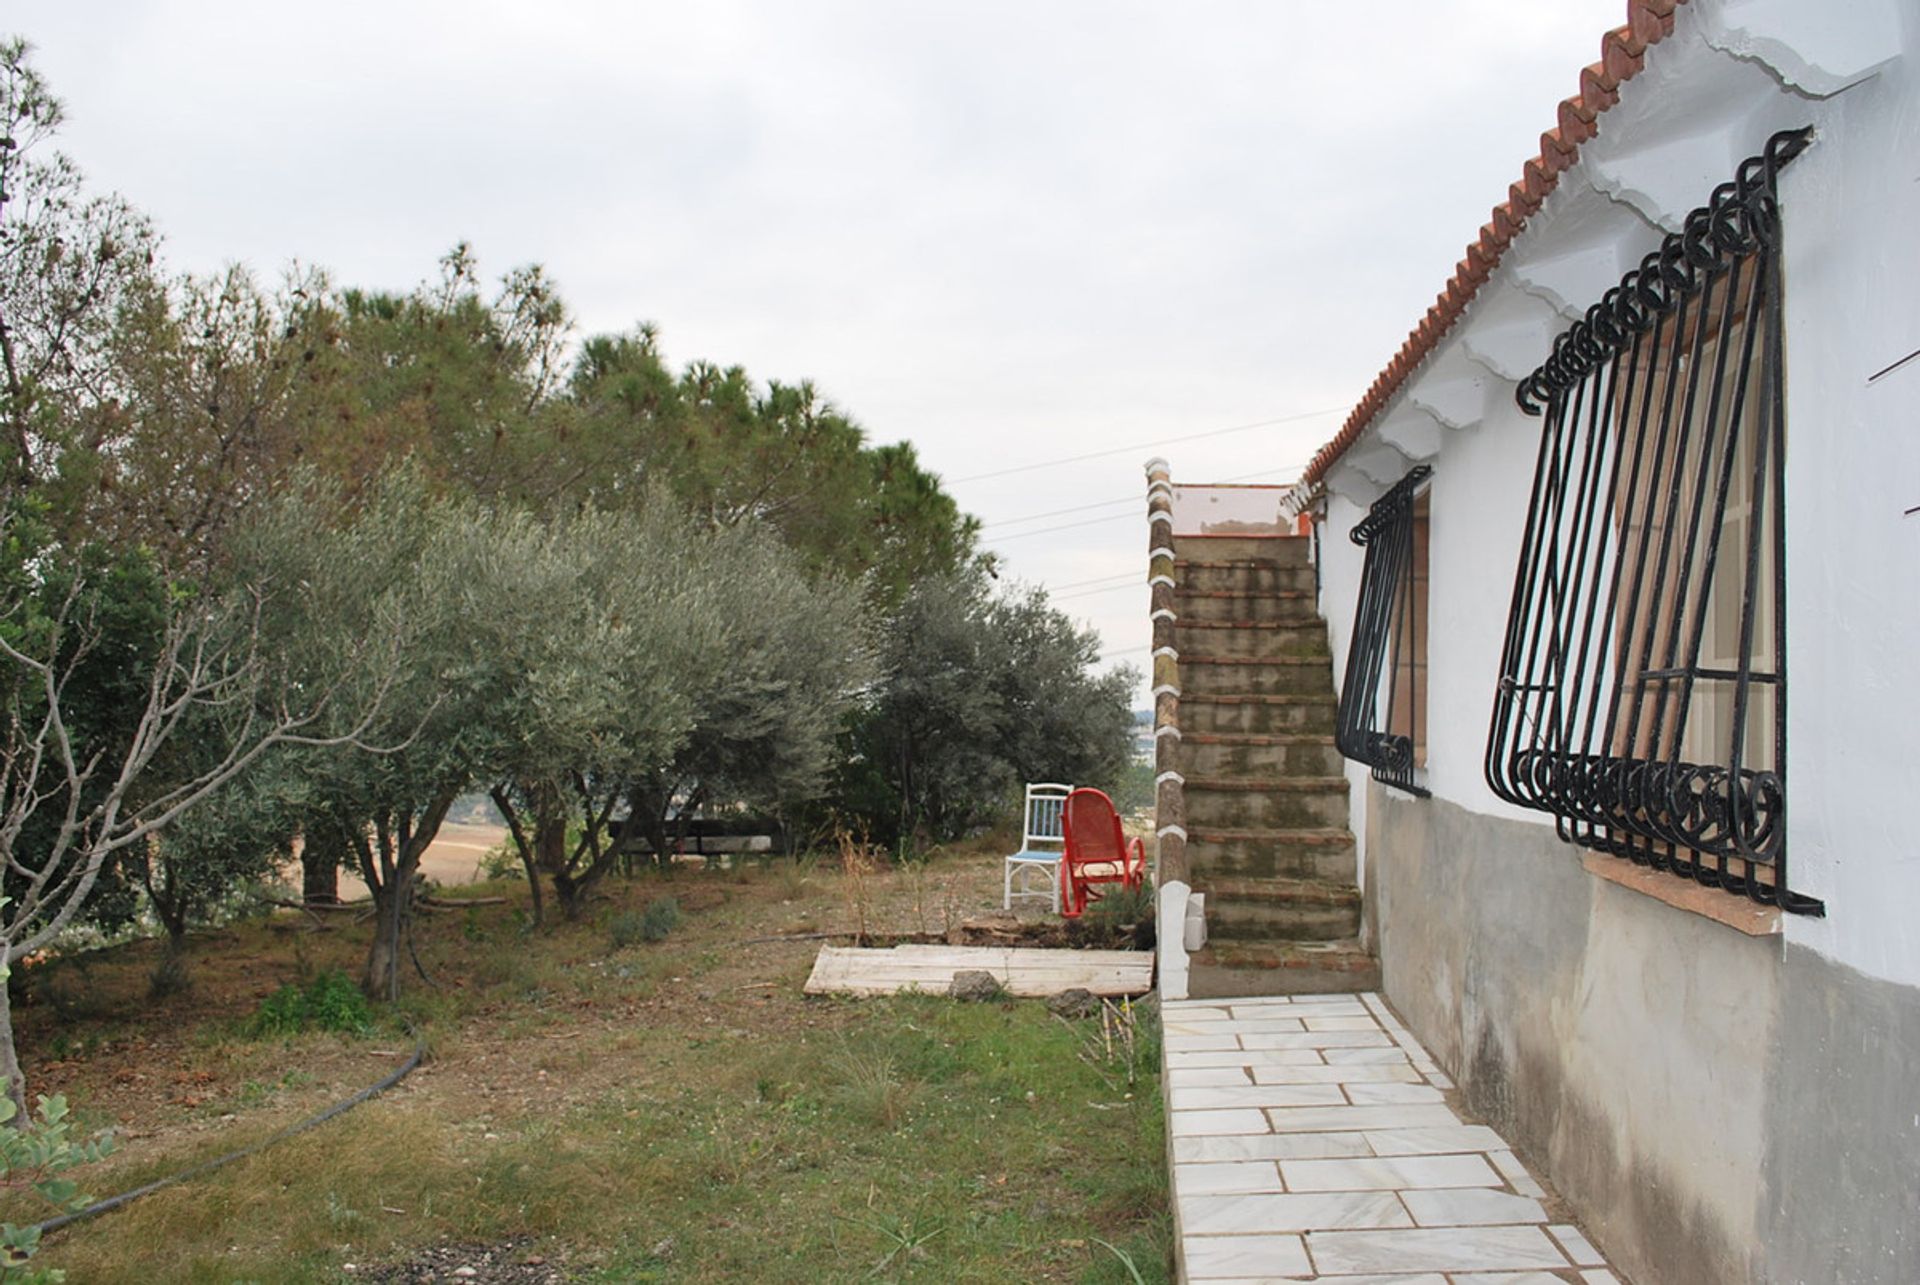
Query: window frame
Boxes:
[
  {"xmin": 1336, "ymin": 465, "xmax": 1432, "ymax": 797},
  {"xmin": 1485, "ymin": 127, "xmax": 1821, "ymax": 916}
]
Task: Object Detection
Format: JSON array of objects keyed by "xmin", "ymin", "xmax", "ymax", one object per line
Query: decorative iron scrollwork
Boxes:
[
  {"xmin": 1337, "ymin": 466, "xmax": 1430, "ymax": 796},
  {"xmin": 1485, "ymin": 127, "xmax": 1822, "ymax": 916}
]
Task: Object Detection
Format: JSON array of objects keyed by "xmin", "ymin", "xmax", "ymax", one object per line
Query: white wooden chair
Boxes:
[{"xmin": 1004, "ymin": 783, "xmax": 1072, "ymax": 912}]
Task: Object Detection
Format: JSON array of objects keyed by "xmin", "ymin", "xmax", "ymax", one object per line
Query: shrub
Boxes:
[
  {"xmin": 0, "ymin": 1093, "xmax": 115, "ymax": 1282},
  {"xmin": 608, "ymin": 897, "xmax": 680, "ymax": 951},
  {"xmin": 641, "ymin": 897, "xmax": 681, "ymax": 942},
  {"xmin": 246, "ymin": 969, "xmax": 373, "ymax": 1038},
  {"xmin": 1079, "ymin": 884, "xmax": 1156, "ymax": 949}
]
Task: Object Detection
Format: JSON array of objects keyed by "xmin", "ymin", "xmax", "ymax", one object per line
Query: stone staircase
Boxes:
[{"xmin": 1170, "ymin": 534, "xmax": 1379, "ymax": 996}]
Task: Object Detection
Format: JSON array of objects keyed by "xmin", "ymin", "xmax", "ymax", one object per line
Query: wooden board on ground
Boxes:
[{"xmin": 803, "ymin": 943, "xmax": 1154, "ymax": 998}]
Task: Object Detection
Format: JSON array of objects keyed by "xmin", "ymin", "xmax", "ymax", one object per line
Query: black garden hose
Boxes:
[{"xmin": 35, "ymin": 1039, "xmax": 426, "ymax": 1236}]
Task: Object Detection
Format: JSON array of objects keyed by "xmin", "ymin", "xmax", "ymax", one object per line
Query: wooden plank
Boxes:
[{"xmin": 803, "ymin": 944, "xmax": 1153, "ymax": 998}]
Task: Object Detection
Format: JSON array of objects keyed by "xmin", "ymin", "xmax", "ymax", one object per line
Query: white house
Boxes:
[{"xmin": 1275, "ymin": 1, "xmax": 1919, "ymax": 1281}]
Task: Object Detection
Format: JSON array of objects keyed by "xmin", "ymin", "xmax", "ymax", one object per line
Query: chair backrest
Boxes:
[
  {"xmin": 1062, "ymin": 787, "xmax": 1126, "ymax": 866},
  {"xmin": 1023, "ymin": 783, "xmax": 1072, "ymax": 850}
]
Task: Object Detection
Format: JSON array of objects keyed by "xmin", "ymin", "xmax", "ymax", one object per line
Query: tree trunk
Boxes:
[
  {"xmin": 302, "ymin": 826, "xmax": 344, "ymax": 905},
  {"xmin": 362, "ymin": 880, "xmax": 400, "ymax": 1001},
  {"xmin": 359, "ymin": 795, "xmax": 455, "ymax": 1001},
  {"xmin": 533, "ymin": 794, "xmax": 588, "ymax": 921},
  {"xmin": 491, "ymin": 785, "xmax": 544, "ymax": 928},
  {"xmin": 0, "ymin": 973, "xmax": 26, "ymax": 1119}
]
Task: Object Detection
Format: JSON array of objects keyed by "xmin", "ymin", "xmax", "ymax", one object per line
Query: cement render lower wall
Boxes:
[{"xmin": 1364, "ymin": 783, "xmax": 1920, "ymax": 1285}]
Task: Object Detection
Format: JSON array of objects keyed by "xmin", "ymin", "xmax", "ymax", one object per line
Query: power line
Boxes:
[
  {"xmin": 985, "ymin": 511, "xmax": 1141, "ymax": 543},
  {"xmin": 949, "ymin": 406, "xmax": 1343, "ymax": 486},
  {"xmin": 1051, "ymin": 581, "xmax": 1146, "ymax": 603},
  {"xmin": 1042, "ymin": 571, "xmax": 1139, "ymax": 593},
  {"xmin": 976, "ymin": 462, "xmax": 1309, "ymax": 531},
  {"xmin": 980, "ymin": 494, "xmax": 1137, "ymax": 530}
]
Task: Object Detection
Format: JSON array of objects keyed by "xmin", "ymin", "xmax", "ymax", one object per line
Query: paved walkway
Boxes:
[{"xmin": 1165, "ymin": 992, "xmax": 1622, "ymax": 1283}]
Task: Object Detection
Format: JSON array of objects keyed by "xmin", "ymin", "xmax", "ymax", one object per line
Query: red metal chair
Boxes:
[{"xmin": 1059, "ymin": 787, "xmax": 1146, "ymax": 918}]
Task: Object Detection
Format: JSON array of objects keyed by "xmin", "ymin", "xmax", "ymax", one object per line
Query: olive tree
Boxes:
[{"xmin": 0, "ymin": 502, "xmax": 403, "ymax": 1112}]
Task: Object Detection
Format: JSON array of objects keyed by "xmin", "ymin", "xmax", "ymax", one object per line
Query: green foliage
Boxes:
[
  {"xmin": 640, "ymin": 898, "xmax": 682, "ymax": 943},
  {"xmin": 832, "ymin": 573, "xmax": 1138, "ymax": 845},
  {"xmin": 1112, "ymin": 754, "xmax": 1154, "ymax": 817},
  {"xmin": 246, "ymin": 969, "xmax": 373, "ymax": 1038},
  {"xmin": 609, "ymin": 898, "xmax": 681, "ymax": 950},
  {"xmin": 0, "ymin": 1093, "xmax": 114, "ymax": 1283}
]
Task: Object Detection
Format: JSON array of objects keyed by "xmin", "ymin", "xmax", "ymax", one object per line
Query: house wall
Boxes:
[{"xmin": 1308, "ymin": 1, "xmax": 1920, "ymax": 1280}]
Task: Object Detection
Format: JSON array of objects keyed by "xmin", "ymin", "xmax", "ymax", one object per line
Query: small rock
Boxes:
[
  {"xmin": 1046, "ymin": 988, "xmax": 1098, "ymax": 1019},
  {"xmin": 949, "ymin": 969, "xmax": 1004, "ymax": 1002},
  {"xmin": 453, "ymin": 1268, "xmax": 477, "ymax": 1279},
  {"xmin": 650, "ymin": 1237, "xmax": 676, "ymax": 1261}
]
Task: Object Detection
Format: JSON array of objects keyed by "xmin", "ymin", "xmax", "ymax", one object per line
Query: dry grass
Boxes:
[{"xmin": 3, "ymin": 834, "xmax": 1168, "ymax": 1282}]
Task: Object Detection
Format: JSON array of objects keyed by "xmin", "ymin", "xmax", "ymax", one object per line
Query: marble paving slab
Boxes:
[{"xmin": 1163, "ymin": 992, "xmax": 1622, "ymax": 1282}]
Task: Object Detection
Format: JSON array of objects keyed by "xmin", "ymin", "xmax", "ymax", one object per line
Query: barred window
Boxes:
[
  {"xmin": 1485, "ymin": 128, "xmax": 1821, "ymax": 915},
  {"xmin": 1337, "ymin": 466, "xmax": 1430, "ymax": 796}
]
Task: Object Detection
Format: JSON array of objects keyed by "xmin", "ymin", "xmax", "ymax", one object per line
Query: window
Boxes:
[
  {"xmin": 1337, "ymin": 465, "xmax": 1430, "ymax": 796},
  {"xmin": 1486, "ymin": 127, "xmax": 1821, "ymax": 915},
  {"xmin": 1388, "ymin": 490, "xmax": 1430, "ymax": 770}
]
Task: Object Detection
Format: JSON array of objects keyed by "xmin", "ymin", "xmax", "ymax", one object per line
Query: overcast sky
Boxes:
[{"xmin": 14, "ymin": 1, "xmax": 1622, "ymax": 701}]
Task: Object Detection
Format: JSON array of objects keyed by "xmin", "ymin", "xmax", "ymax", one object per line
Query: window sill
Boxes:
[
  {"xmin": 1581, "ymin": 853, "xmax": 1781, "ymax": 937},
  {"xmin": 1381, "ymin": 770, "xmax": 1429, "ymax": 802}
]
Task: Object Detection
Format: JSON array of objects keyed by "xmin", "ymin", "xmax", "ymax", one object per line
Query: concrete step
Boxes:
[
  {"xmin": 1177, "ymin": 560, "xmax": 1317, "ymax": 596},
  {"xmin": 1182, "ymin": 654, "xmax": 1336, "ymax": 697},
  {"xmin": 1171, "ymin": 534, "xmax": 1313, "ymax": 567},
  {"xmin": 1191, "ymin": 877, "xmax": 1364, "ymax": 941},
  {"xmin": 1180, "ymin": 732, "xmax": 1343, "ymax": 777},
  {"xmin": 1172, "ymin": 619, "xmax": 1329, "ymax": 659},
  {"xmin": 1174, "ymin": 589, "xmax": 1321, "ymax": 624},
  {"xmin": 1184, "ymin": 777, "xmax": 1350, "ymax": 828},
  {"xmin": 1187, "ymin": 938, "xmax": 1381, "ymax": 997},
  {"xmin": 1178, "ymin": 694, "xmax": 1337, "ymax": 735},
  {"xmin": 1188, "ymin": 825, "xmax": 1357, "ymax": 881}
]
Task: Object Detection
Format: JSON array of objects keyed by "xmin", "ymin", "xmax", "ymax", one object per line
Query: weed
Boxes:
[
  {"xmin": 1080, "ymin": 883, "xmax": 1155, "ymax": 948},
  {"xmin": 246, "ymin": 969, "xmax": 373, "ymax": 1038},
  {"xmin": 774, "ymin": 852, "xmax": 818, "ymax": 902},
  {"xmin": 147, "ymin": 948, "xmax": 193, "ymax": 1000},
  {"xmin": 856, "ymin": 1205, "xmax": 946, "ymax": 1278},
  {"xmin": 640, "ymin": 897, "xmax": 680, "ymax": 942},
  {"xmin": 837, "ymin": 825, "xmax": 878, "ymax": 942},
  {"xmin": 474, "ymin": 841, "xmax": 524, "ymax": 882},
  {"xmin": 608, "ymin": 897, "xmax": 680, "ymax": 950},
  {"xmin": 1092, "ymin": 1236, "xmax": 1148, "ymax": 1284},
  {"xmin": 832, "ymin": 1044, "xmax": 915, "ymax": 1130},
  {"xmin": 1076, "ymin": 996, "xmax": 1161, "ymax": 1093}
]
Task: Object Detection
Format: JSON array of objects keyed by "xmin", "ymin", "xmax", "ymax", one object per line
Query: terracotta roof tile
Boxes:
[{"xmin": 1302, "ymin": 2, "xmax": 1687, "ymax": 486}]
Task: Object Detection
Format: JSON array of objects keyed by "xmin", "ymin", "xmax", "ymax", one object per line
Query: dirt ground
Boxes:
[{"xmin": 334, "ymin": 822, "xmax": 509, "ymax": 898}]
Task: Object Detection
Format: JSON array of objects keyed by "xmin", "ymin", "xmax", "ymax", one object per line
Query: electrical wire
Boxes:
[
  {"xmin": 975, "ymin": 461, "xmax": 1309, "ymax": 531},
  {"xmin": 1050, "ymin": 580, "xmax": 1147, "ymax": 603},
  {"xmin": 984, "ymin": 511, "xmax": 1143, "ymax": 543},
  {"xmin": 1043, "ymin": 571, "xmax": 1139, "ymax": 593},
  {"xmin": 948, "ymin": 407, "xmax": 1342, "ymax": 485}
]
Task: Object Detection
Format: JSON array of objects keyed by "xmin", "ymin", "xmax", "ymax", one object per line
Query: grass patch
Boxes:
[
  {"xmin": 245, "ymin": 969, "xmax": 374, "ymax": 1038},
  {"xmin": 7, "ymin": 844, "xmax": 1169, "ymax": 1282}
]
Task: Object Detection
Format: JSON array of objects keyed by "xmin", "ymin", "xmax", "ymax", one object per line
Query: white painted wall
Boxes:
[
  {"xmin": 1774, "ymin": 28, "xmax": 1920, "ymax": 988},
  {"xmin": 1308, "ymin": 0, "xmax": 1920, "ymax": 987}
]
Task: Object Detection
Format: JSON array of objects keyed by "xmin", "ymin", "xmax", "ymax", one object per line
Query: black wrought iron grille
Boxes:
[
  {"xmin": 1486, "ymin": 127, "xmax": 1821, "ymax": 915},
  {"xmin": 1337, "ymin": 465, "xmax": 1431, "ymax": 796}
]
